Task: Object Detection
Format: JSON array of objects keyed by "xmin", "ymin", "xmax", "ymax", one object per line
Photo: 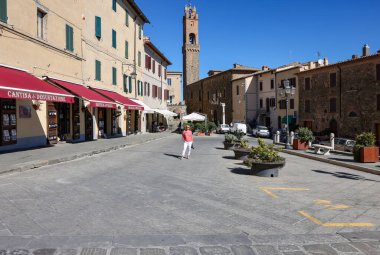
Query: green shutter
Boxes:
[
  {"xmin": 123, "ymin": 75, "xmax": 128, "ymax": 92},
  {"xmin": 138, "ymin": 51, "xmax": 141, "ymax": 67},
  {"xmin": 112, "ymin": 29, "xmax": 116, "ymax": 48},
  {"xmin": 125, "ymin": 10, "xmax": 129, "ymax": 26},
  {"xmin": 95, "ymin": 60, "xmax": 101, "ymax": 81},
  {"xmin": 112, "ymin": 0, "xmax": 116, "ymax": 11},
  {"xmin": 138, "ymin": 81, "xmax": 141, "ymax": 96},
  {"xmin": 66, "ymin": 25, "xmax": 74, "ymax": 52},
  {"xmin": 125, "ymin": 41, "xmax": 129, "ymax": 59},
  {"xmin": 138, "ymin": 24, "xmax": 142, "ymax": 39},
  {"xmin": 128, "ymin": 76, "xmax": 132, "ymax": 93},
  {"xmin": 112, "ymin": 67, "xmax": 117, "ymax": 85},
  {"xmin": 0, "ymin": 0, "xmax": 7, "ymax": 23},
  {"xmin": 95, "ymin": 16, "xmax": 101, "ymax": 38}
]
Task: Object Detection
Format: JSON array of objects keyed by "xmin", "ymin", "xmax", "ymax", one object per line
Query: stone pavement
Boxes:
[
  {"xmin": 0, "ymin": 232, "xmax": 380, "ymax": 254},
  {"xmin": 0, "ymin": 132, "xmax": 175, "ymax": 175},
  {"xmin": 279, "ymin": 146, "xmax": 380, "ymax": 176}
]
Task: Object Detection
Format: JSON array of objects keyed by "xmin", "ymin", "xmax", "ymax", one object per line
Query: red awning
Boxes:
[
  {"xmin": 48, "ymin": 78, "xmax": 117, "ymax": 109},
  {"xmin": 0, "ymin": 66, "xmax": 74, "ymax": 103},
  {"xmin": 91, "ymin": 88, "xmax": 144, "ymax": 110}
]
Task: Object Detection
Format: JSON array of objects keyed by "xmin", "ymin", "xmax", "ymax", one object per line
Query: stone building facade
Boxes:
[
  {"xmin": 186, "ymin": 64, "xmax": 258, "ymax": 125},
  {"xmin": 298, "ymin": 50, "xmax": 380, "ymax": 140},
  {"xmin": 182, "ymin": 4, "xmax": 200, "ymax": 101},
  {"xmin": 167, "ymin": 71, "xmax": 183, "ymax": 105}
]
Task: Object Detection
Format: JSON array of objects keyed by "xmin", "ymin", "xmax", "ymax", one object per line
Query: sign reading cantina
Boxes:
[{"xmin": 0, "ymin": 88, "xmax": 74, "ymax": 103}]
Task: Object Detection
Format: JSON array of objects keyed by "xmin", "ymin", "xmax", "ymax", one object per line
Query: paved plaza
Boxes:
[{"xmin": 0, "ymin": 134, "xmax": 380, "ymax": 254}]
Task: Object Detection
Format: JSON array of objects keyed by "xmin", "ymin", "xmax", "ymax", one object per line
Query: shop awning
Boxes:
[
  {"xmin": 48, "ymin": 78, "xmax": 117, "ymax": 109},
  {"xmin": 282, "ymin": 115, "xmax": 296, "ymax": 124},
  {"xmin": 130, "ymin": 99, "xmax": 155, "ymax": 113},
  {"xmin": 155, "ymin": 109, "xmax": 178, "ymax": 117},
  {"xmin": 0, "ymin": 65, "xmax": 75, "ymax": 103},
  {"xmin": 91, "ymin": 88, "xmax": 144, "ymax": 110}
]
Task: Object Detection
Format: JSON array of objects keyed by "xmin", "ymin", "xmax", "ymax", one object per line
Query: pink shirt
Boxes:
[{"xmin": 182, "ymin": 130, "xmax": 193, "ymax": 142}]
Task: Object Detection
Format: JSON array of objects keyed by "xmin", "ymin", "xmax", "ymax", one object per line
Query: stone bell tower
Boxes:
[{"xmin": 182, "ymin": 3, "xmax": 200, "ymax": 102}]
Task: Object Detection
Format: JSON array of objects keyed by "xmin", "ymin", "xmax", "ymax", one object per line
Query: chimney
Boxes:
[
  {"xmin": 362, "ymin": 44, "xmax": 370, "ymax": 57},
  {"xmin": 261, "ymin": 66, "xmax": 269, "ymax": 71},
  {"xmin": 323, "ymin": 58, "xmax": 328, "ymax": 65},
  {"xmin": 377, "ymin": 50, "xmax": 380, "ymax": 54},
  {"xmin": 352, "ymin": 55, "xmax": 359, "ymax": 59}
]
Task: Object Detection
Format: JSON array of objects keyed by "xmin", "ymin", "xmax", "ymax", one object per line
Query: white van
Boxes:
[{"xmin": 230, "ymin": 123, "xmax": 247, "ymax": 134}]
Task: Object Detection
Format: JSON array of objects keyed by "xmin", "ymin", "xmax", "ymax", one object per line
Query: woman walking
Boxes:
[{"xmin": 181, "ymin": 125, "xmax": 193, "ymax": 159}]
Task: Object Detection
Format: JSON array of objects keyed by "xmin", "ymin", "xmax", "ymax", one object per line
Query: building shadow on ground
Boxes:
[{"xmin": 312, "ymin": 169, "xmax": 380, "ymax": 182}]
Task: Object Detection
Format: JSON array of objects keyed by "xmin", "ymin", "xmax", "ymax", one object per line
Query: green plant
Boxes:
[
  {"xmin": 234, "ymin": 130, "xmax": 245, "ymax": 141},
  {"xmin": 239, "ymin": 139, "xmax": 249, "ymax": 149},
  {"xmin": 224, "ymin": 133, "xmax": 237, "ymax": 143},
  {"xmin": 296, "ymin": 127, "xmax": 314, "ymax": 142},
  {"xmin": 244, "ymin": 138, "xmax": 284, "ymax": 166},
  {"xmin": 207, "ymin": 122, "xmax": 217, "ymax": 132},
  {"xmin": 194, "ymin": 122, "xmax": 205, "ymax": 132},
  {"xmin": 353, "ymin": 132, "xmax": 376, "ymax": 161}
]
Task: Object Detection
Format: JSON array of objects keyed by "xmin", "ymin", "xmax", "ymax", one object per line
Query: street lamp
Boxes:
[{"xmin": 280, "ymin": 79, "xmax": 295, "ymax": 149}]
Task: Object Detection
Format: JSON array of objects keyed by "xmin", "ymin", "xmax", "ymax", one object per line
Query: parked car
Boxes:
[
  {"xmin": 252, "ymin": 126, "xmax": 270, "ymax": 138},
  {"xmin": 321, "ymin": 138, "xmax": 355, "ymax": 152},
  {"xmin": 216, "ymin": 124, "xmax": 230, "ymax": 134},
  {"xmin": 230, "ymin": 123, "xmax": 247, "ymax": 134}
]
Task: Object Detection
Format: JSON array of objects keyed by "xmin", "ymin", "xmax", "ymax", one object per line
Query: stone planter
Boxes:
[
  {"xmin": 233, "ymin": 148, "xmax": 250, "ymax": 160},
  {"xmin": 359, "ymin": 147, "xmax": 379, "ymax": 163},
  {"xmin": 224, "ymin": 141, "xmax": 238, "ymax": 150},
  {"xmin": 293, "ymin": 139, "xmax": 309, "ymax": 150},
  {"xmin": 250, "ymin": 160, "xmax": 286, "ymax": 177}
]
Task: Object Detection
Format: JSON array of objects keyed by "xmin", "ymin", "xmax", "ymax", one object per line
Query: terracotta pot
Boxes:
[
  {"xmin": 293, "ymin": 139, "xmax": 309, "ymax": 150},
  {"xmin": 197, "ymin": 132, "xmax": 205, "ymax": 136},
  {"xmin": 232, "ymin": 148, "xmax": 250, "ymax": 160},
  {"xmin": 250, "ymin": 160, "xmax": 286, "ymax": 177},
  {"xmin": 359, "ymin": 147, "xmax": 379, "ymax": 163}
]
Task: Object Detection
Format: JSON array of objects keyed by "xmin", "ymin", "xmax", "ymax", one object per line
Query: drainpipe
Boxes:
[{"xmin": 338, "ymin": 65, "xmax": 342, "ymax": 119}]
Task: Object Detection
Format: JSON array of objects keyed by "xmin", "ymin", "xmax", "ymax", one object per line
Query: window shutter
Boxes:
[
  {"xmin": 138, "ymin": 51, "xmax": 141, "ymax": 67},
  {"xmin": 330, "ymin": 73, "xmax": 337, "ymax": 87},
  {"xmin": 125, "ymin": 10, "xmax": 129, "ymax": 26},
  {"xmin": 95, "ymin": 60, "xmax": 101, "ymax": 81},
  {"xmin": 128, "ymin": 76, "xmax": 132, "ymax": 93},
  {"xmin": 377, "ymin": 95, "xmax": 380, "ymax": 111},
  {"xmin": 123, "ymin": 75, "xmax": 128, "ymax": 92},
  {"xmin": 0, "ymin": 0, "xmax": 8, "ymax": 23},
  {"xmin": 112, "ymin": 67, "xmax": 117, "ymax": 85},
  {"xmin": 112, "ymin": 29, "xmax": 116, "ymax": 48},
  {"xmin": 125, "ymin": 41, "xmax": 129, "ymax": 59},
  {"xmin": 112, "ymin": 0, "xmax": 116, "ymax": 11},
  {"xmin": 148, "ymin": 83, "xmax": 150, "ymax": 96},
  {"xmin": 138, "ymin": 24, "xmax": 142, "ymax": 39},
  {"xmin": 290, "ymin": 99, "xmax": 294, "ymax": 109},
  {"xmin": 138, "ymin": 81, "xmax": 141, "ymax": 96},
  {"xmin": 377, "ymin": 64, "xmax": 380, "ymax": 81},
  {"xmin": 65, "ymin": 25, "xmax": 70, "ymax": 50},
  {"xmin": 95, "ymin": 16, "xmax": 101, "ymax": 38}
]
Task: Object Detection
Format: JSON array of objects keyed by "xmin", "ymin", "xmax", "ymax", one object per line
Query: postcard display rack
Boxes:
[
  {"xmin": 72, "ymin": 98, "xmax": 80, "ymax": 140},
  {"xmin": 0, "ymin": 99, "xmax": 17, "ymax": 146},
  {"xmin": 47, "ymin": 102, "xmax": 58, "ymax": 144}
]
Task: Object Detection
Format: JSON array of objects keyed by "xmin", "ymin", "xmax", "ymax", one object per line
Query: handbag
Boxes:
[{"xmin": 191, "ymin": 143, "xmax": 195, "ymax": 149}]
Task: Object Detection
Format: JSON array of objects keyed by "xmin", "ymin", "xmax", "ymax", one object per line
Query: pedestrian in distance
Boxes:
[{"xmin": 181, "ymin": 125, "xmax": 193, "ymax": 160}]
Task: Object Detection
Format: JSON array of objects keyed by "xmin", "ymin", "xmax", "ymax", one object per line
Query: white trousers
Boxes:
[{"xmin": 182, "ymin": 141, "xmax": 193, "ymax": 157}]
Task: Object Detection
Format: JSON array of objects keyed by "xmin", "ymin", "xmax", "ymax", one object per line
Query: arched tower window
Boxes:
[
  {"xmin": 188, "ymin": 9, "xmax": 192, "ymax": 18},
  {"xmin": 189, "ymin": 33, "xmax": 196, "ymax": 44}
]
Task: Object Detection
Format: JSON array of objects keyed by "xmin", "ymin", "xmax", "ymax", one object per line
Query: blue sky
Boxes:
[{"xmin": 135, "ymin": 0, "xmax": 380, "ymax": 79}]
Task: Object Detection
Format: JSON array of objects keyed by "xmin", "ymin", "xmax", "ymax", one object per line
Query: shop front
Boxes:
[
  {"xmin": 0, "ymin": 65, "xmax": 75, "ymax": 152},
  {"xmin": 90, "ymin": 88, "xmax": 144, "ymax": 136},
  {"xmin": 46, "ymin": 78, "xmax": 117, "ymax": 141}
]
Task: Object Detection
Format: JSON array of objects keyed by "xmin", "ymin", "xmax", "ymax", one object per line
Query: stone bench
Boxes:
[{"xmin": 313, "ymin": 144, "xmax": 333, "ymax": 155}]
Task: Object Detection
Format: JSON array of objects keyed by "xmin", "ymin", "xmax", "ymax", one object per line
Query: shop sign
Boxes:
[
  {"xmin": 0, "ymin": 88, "xmax": 74, "ymax": 103},
  {"xmin": 125, "ymin": 105, "xmax": 144, "ymax": 110},
  {"xmin": 90, "ymin": 102, "xmax": 116, "ymax": 109}
]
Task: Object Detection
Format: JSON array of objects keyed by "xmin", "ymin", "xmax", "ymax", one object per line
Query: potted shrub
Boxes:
[
  {"xmin": 293, "ymin": 127, "xmax": 314, "ymax": 150},
  {"xmin": 353, "ymin": 132, "xmax": 379, "ymax": 163},
  {"xmin": 233, "ymin": 130, "xmax": 245, "ymax": 141},
  {"xmin": 207, "ymin": 122, "xmax": 217, "ymax": 135},
  {"xmin": 195, "ymin": 122, "xmax": 206, "ymax": 136},
  {"xmin": 232, "ymin": 139, "xmax": 250, "ymax": 160},
  {"xmin": 224, "ymin": 133, "xmax": 238, "ymax": 150},
  {"xmin": 244, "ymin": 138, "xmax": 285, "ymax": 177}
]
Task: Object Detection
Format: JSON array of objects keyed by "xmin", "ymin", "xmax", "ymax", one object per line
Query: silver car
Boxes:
[
  {"xmin": 252, "ymin": 126, "xmax": 270, "ymax": 138},
  {"xmin": 216, "ymin": 124, "xmax": 230, "ymax": 134}
]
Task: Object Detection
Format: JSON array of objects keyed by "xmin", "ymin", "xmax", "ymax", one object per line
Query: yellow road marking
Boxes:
[
  {"xmin": 298, "ymin": 211, "xmax": 374, "ymax": 227},
  {"xmin": 314, "ymin": 200, "xmax": 351, "ymax": 210},
  {"xmin": 260, "ymin": 187, "xmax": 310, "ymax": 199},
  {"xmin": 314, "ymin": 200, "xmax": 331, "ymax": 204}
]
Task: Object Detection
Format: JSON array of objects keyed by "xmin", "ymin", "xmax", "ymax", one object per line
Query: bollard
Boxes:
[
  {"xmin": 275, "ymin": 131, "xmax": 280, "ymax": 143},
  {"xmin": 290, "ymin": 131, "xmax": 294, "ymax": 145},
  {"xmin": 330, "ymin": 133, "xmax": 335, "ymax": 150}
]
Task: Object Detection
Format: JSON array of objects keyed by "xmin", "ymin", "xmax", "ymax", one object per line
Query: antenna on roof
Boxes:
[{"xmin": 187, "ymin": 0, "xmax": 192, "ymax": 6}]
